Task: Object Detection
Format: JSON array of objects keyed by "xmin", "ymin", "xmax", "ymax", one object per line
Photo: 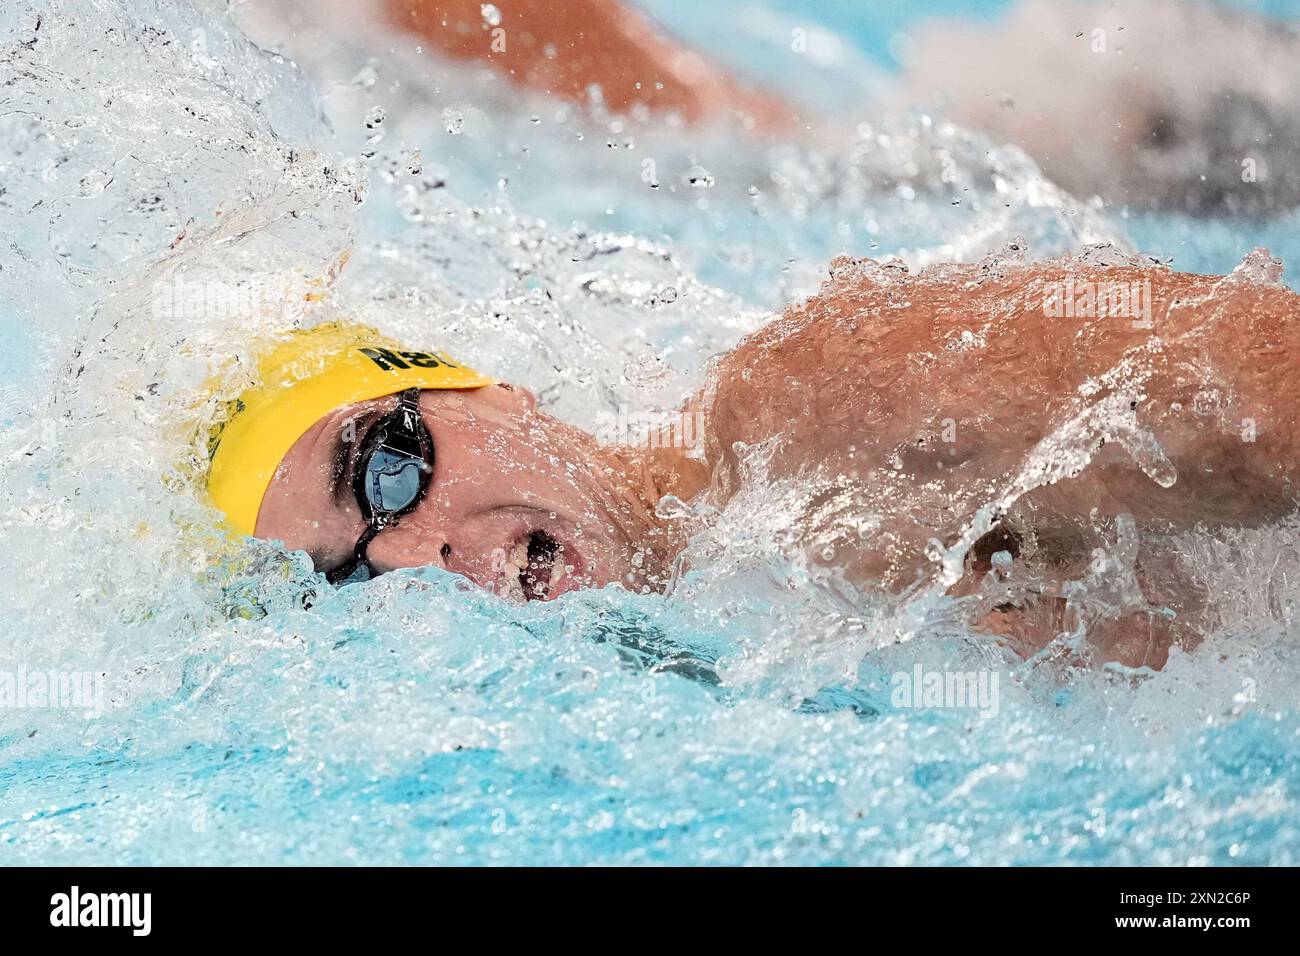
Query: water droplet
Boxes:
[
  {"xmin": 1078, "ymin": 242, "xmax": 1134, "ymax": 267},
  {"xmin": 1228, "ymin": 247, "xmax": 1284, "ymax": 287},
  {"xmin": 442, "ymin": 107, "xmax": 464, "ymax": 135},
  {"xmin": 480, "ymin": 3, "xmax": 502, "ymax": 26},
  {"xmin": 686, "ymin": 164, "xmax": 714, "ymax": 188},
  {"xmin": 78, "ymin": 169, "xmax": 112, "ymax": 197},
  {"xmin": 364, "ymin": 105, "xmax": 385, "ymax": 130},
  {"xmin": 351, "ymin": 64, "xmax": 378, "ymax": 90}
]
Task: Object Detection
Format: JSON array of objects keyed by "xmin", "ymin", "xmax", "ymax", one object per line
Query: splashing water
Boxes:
[{"xmin": 1, "ymin": 0, "xmax": 1298, "ymax": 865}]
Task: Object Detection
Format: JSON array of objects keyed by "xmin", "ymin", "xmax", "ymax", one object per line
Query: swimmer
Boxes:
[
  {"xmin": 381, "ymin": 0, "xmax": 801, "ymax": 132},
  {"xmin": 381, "ymin": 0, "xmax": 1300, "ymax": 216},
  {"xmin": 205, "ymin": 322, "xmax": 705, "ymax": 603},
  {"xmin": 900, "ymin": 0, "xmax": 1300, "ymax": 216},
  {"xmin": 205, "ymin": 255, "xmax": 1300, "ymax": 668}
]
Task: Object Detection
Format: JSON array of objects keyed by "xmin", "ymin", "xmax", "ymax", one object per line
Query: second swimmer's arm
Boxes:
[{"xmin": 382, "ymin": 0, "xmax": 796, "ymax": 130}]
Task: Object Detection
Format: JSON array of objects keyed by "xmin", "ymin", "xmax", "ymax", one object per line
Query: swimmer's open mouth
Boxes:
[{"xmin": 500, "ymin": 530, "xmax": 565, "ymax": 601}]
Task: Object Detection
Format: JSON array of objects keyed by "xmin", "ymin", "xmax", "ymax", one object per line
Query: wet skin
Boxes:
[
  {"xmin": 257, "ymin": 260, "xmax": 1300, "ymax": 666},
  {"xmin": 700, "ymin": 259, "xmax": 1300, "ymax": 666},
  {"xmin": 256, "ymin": 381, "xmax": 700, "ymax": 601},
  {"xmin": 259, "ymin": 1, "xmax": 1300, "ymax": 664},
  {"xmin": 382, "ymin": 0, "xmax": 799, "ymax": 133}
]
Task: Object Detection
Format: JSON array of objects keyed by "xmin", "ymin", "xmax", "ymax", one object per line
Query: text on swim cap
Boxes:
[{"xmin": 358, "ymin": 347, "xmax": 464, "ymax": 372}]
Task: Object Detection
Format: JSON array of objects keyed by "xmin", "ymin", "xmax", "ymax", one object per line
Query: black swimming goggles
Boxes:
[{"xmin": 327, "ymin": 388, "xmax": 434, "ymax": 584}]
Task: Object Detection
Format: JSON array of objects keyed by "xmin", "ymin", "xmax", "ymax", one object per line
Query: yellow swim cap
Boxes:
[{"xmin": 206, "ymin": 321, "xmax": 495, "ymax": 536}]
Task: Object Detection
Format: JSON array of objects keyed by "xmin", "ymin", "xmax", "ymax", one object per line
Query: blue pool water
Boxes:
[{"xmin": 1, "ymin": 0, "xmax": 1299, "ymax": 865}]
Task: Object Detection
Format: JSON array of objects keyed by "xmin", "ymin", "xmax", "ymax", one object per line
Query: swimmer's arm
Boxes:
[
  {"xmin": 382, "ymin": 0, "xmax": 797, "ymax": 130},
  {"xmin": 700, "ymin": 263, "xmax": 1300, "ymax": 522},
  {"xmin": 699, "ymin": 276, "xmax": 926, "ymax": 496},
  {"xmin": 698, "ymin": 261, "xmax": 1300, "ymax": 667}
]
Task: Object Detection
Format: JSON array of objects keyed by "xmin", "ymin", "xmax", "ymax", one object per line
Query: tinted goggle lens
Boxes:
[
  {"xmin": 363, "ymin": 447, "xmax": 427, "ymax": 515},
  {"xmin": 329, "ymin": 390, "xmax": 434, "ymax": 585},
  {"xmin": 352, "ymin": 390, "xmax": 434, "ymax": 523}
]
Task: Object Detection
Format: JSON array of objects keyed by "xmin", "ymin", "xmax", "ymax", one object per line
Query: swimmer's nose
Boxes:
[
  {"xmin": 364, "ymin": 501, "xmax": 455, "ymax": 575},
  {"xmin": 365, "ymin": 525, "xmax": 451, "ymax": 576},
  {"xmin": 363, "ymin": 496, "xmax": 492, "ymax": 586}
]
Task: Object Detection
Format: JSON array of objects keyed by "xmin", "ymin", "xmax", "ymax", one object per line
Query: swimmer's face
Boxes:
[{"xmin": 255, "ymin": 384, "xmax": 655, "ymax": 600}]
